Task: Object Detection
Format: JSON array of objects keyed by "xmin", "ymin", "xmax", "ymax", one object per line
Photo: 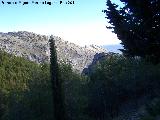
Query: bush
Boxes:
[{"xmin": 87, "ymin": 54, "xmax": 160, "ymax": 119}]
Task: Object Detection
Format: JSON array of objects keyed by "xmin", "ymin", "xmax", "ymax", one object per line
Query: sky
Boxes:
[{"xmin": 0, "ymin": 0, "xmax": 123, "ymax": 46}]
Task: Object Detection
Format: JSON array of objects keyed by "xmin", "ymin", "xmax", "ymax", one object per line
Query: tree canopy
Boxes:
[{"xmin": 103, "ymin": 0, "xmax": 160, "ymax": 63}]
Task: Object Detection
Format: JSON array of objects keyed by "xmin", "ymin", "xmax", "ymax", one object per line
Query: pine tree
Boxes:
[
  {"xmin": 49, "ymin": 35, "xmax": 66, "ymax": 120},
  {"xmin": 103, "ymin": 0, "xmax": 160, "ymax": 63}
]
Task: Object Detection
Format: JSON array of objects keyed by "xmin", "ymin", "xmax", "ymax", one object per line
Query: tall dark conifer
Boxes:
[
  {"xmin": 104, "ymin": 0, "xmax": 160, "ymax": 63},
  {"xmin": 49, "ymin": 35, "xmax": 66, "ymax": 120}
]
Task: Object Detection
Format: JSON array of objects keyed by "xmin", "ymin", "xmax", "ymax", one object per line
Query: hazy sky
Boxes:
[{"xmin": 0, "ymin": 0, "xmax": 123, "ymax": 46}]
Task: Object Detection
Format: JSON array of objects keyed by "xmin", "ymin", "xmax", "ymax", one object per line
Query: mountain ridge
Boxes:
[{"xmin": 0, "ymin": 31, "xmax": 107, "ymax": 72}]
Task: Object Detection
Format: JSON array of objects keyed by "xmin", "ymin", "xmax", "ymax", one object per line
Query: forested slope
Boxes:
[{"xmin": 0, "ymin": 49, "xmax": 160, "ymax": 120}]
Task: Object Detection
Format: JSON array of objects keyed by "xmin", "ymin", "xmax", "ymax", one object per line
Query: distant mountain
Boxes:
[
  {"xmin": 0, "ymin": 31, "xmax": 107, "ymax": 72},
  {"xmin": 103, "ymin": 44, "xmax": 123, "ymax": 53}
]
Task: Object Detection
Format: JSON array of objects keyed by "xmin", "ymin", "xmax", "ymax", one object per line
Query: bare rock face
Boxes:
[{"xmin": 0, "ymin": 31, "xmax": 107, "ymax": 72}]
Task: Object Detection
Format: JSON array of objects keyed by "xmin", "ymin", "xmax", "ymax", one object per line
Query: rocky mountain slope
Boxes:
[{"xmin": 0, "ymin": 31, "xmax": 107, "ymax": 72}]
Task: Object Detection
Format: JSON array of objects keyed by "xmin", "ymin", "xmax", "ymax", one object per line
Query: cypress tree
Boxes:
[{"xmin": 49, "ymin": 35, "xmax": 66, "ymax": 120}]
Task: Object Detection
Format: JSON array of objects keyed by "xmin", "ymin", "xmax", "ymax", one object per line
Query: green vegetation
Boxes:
[
  {"xmin": 1, "ymin": 49, "xmax": 160, "ymax": 120},
  {"xmin": 0, "ymin": 1, "xmax": 159, "ymax": 120},
  {"xmin": 102, "ymin": 1, "xmax": 160, "ymax": 119},
  {"xmin": 0, "ymin": 50, "xmax": 89, "ymax": 120},
  {"xmin": 103, "ymin": 0, "xmax": 160, "ymax": 64},
  {"xmin": 49, "ymin": 36, "xmax": 66, "ymax": 120},
  {"xmin": 87, "ymin": 54, "xmax": 160, "ymax": 119},
  {"xmin": 0, "ymin": 50, "xmax": 53, "ymax": 120}
]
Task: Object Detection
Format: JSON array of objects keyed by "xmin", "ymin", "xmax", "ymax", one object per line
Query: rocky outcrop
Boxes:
[
  {"xmin": 0, "ymin": 31, "xmax": 107, "ymax": 72},
  {"xmin": 82, "ymin": 52, "xmax": 118, "ymax": 75}
]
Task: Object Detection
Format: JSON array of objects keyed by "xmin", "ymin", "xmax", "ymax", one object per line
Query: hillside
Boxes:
[
  {"xmin": 0, "ymin": 31, "xmax": 107, "ymax": 72},
  {"xmin": 0, "ymin": 41, "xmax": 160, "ymax": 120}
]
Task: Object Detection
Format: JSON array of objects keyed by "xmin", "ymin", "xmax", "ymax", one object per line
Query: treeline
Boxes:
[
  {"xmin": 0, "ymin": 0, "xmax": 159, "ymax": 119},
  {"xmin": 0, "ymin": 50, "xmax": 53, "ymax": 120},
  {"xmin": 0, "ymin": 50, "xmax": 89, "ymax": 120},
  {"xmin": 87, "ymin": 54, "xmax": 160, "ymax": 120},
  {"xmin": 0, "ymin": 49, "xmax": 160, "ymax": 120},
  {"xmin": 101, "ymin": 0, "xmax": 160, "ymax": 119}
]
